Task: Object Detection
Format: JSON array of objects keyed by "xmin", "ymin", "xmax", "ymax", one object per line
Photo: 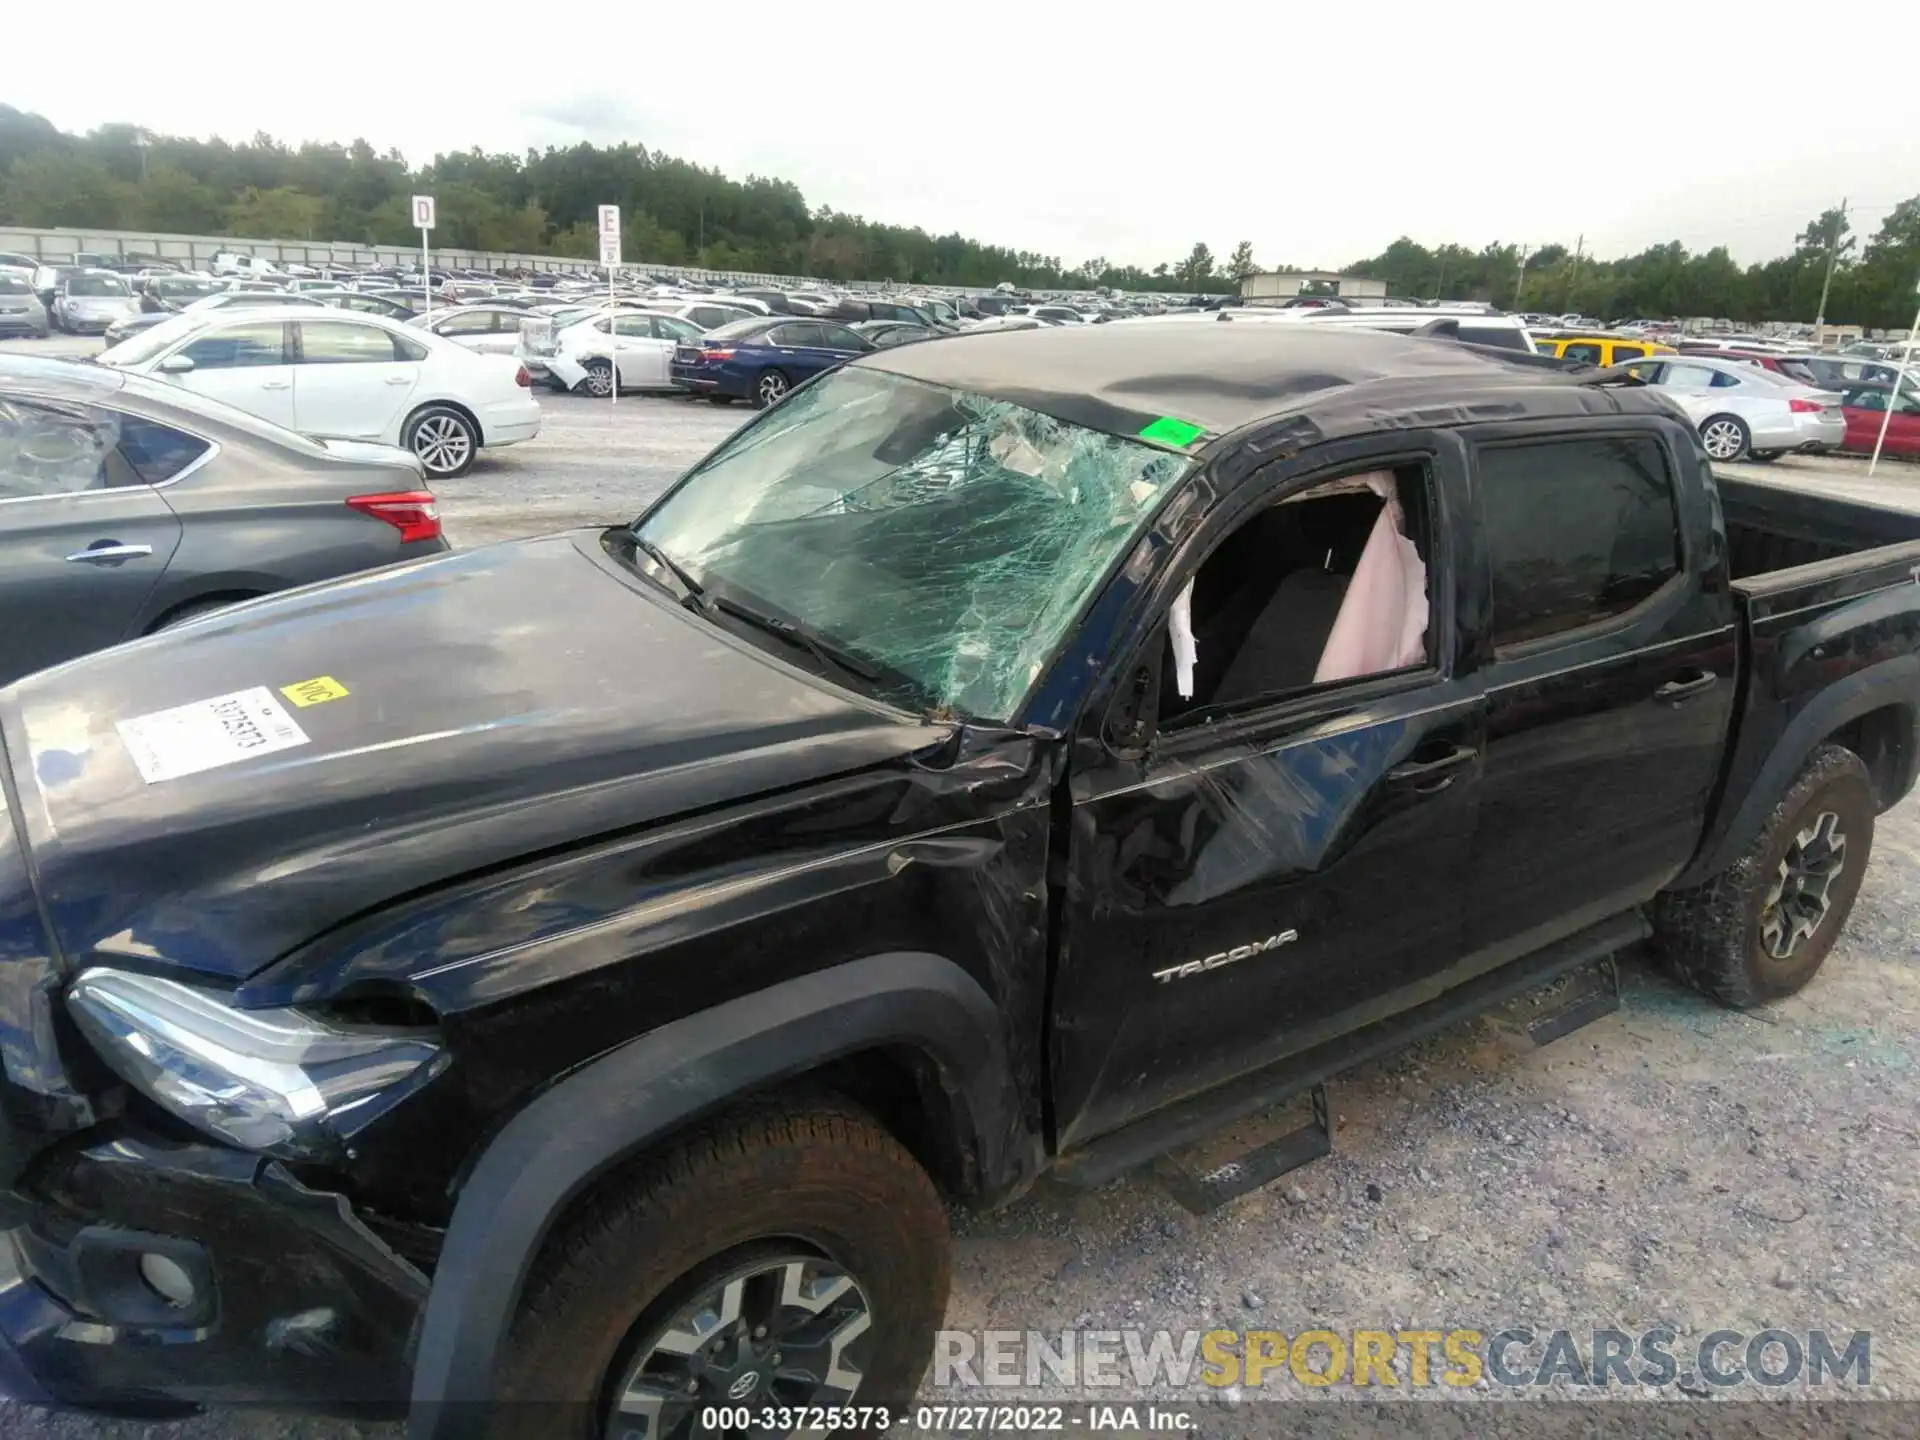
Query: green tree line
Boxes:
[
  {"xmin": 2, "ymin": 107, "xmax": 1914, "ymax": 324},
  {"xmin": 1344, "ymin": 204, "xmax": 1920, "ymax": 331}
]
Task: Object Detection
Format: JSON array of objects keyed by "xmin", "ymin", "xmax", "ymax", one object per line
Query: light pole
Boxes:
[{"xmin": 1813, "ymin": 199, "xmax": 1849, "ymax": 349}]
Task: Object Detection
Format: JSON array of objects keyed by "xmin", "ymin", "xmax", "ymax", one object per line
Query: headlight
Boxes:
[{"xmin": 67, "ymin": 968, "xmax": 445, "ymax": 1159}]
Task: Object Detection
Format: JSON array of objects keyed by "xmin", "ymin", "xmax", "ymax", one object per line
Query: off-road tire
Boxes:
[
  {"xmin": 490, "ymin": 1097, "xmax": 949, "ymax": 1437},
  {"xmin": 1652, "ymin": 744, "xmax": 1874, "ymax": 1008}
]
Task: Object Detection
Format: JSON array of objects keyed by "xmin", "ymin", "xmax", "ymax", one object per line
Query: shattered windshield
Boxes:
[{"xmin": 634, "ymin": 366, "xmax": 1188, "ymax": 721}]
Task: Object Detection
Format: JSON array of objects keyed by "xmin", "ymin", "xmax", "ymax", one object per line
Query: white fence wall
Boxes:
[{"xmin": 0, "ymin": 225, "xmax": 887, "ymax": 292}]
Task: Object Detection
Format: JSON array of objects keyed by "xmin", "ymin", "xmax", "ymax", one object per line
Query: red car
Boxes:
[{"xmin": 1839, "ymin": 385, "xmax": 1920, "ymax": 457}]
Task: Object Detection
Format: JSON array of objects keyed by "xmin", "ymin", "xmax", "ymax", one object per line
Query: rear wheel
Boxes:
[
  {"xmin": 492, "ymin": 1098, "xmax": 948, "ymax": 1439},
  {"xmin": 404, "ymin": 404, "xmax": 479, "ymax": 479},
  {"xmin": 1699, "ymin": 414, "xmax": 1751, "ymax": 462},
  {"xmin": 1652, "ymin": 744, "xmax": 1875, "ymax": 1008},
  {"xmin": 752, "ymin": 369, "xmax": 791, "ymax": 409},
  {"xmin": 581, "ymin": 360, "xmax": 615, "ymax": 398}
]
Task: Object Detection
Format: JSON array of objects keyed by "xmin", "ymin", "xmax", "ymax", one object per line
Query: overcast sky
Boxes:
[{"xmin": 12, "ymin": 3, "xmax": 1920, "ymax": 269}]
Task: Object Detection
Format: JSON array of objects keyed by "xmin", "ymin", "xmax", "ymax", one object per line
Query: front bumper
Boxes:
[
  {"xmin": 0, "ymin": 316, "xmax": 46, "ymax": 337},
  {"xmin": 58, "ymin": 316, "xmax": 123, "ymax": 335},
  {"xmin": 0, "ymin": 1128, "xmax": 425, "ymax": 1414}
]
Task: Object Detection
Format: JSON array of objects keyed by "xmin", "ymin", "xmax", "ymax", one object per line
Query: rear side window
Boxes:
[
  {"xmin": 299, "ymin": 321, "xmax": 402, "ymax": 364},
  {"xmin": 116, "ymin": 415, "xmax": 211, "ymax": 484},
  {"xmin": 1561, "ymin": 342, "xmax": 1605, "ymax": 364},
  {"xmin": 1477, "ymin": 435, "xmax": 1681, "ymax": 649}
]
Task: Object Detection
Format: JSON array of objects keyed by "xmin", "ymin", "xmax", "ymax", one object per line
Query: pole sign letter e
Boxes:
[
  {"xmin": 599, "ymin": 205, "xmax": 621, "ymax": 267},
  {"xmin": 412, "ymin": 195, "xmax": 436, "ymax": 231}
]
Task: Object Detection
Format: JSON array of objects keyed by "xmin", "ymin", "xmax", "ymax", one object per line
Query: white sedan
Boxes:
[
  {"xmin": 412, "ymin": 303, "xmax": 539, "ymax": 356},
  {"xmin": 97, "ymin": 307, "xmax": 540, "ymax": 479},
  {"xmin": 521, "ymin": 310, "xmax": 706, "ymax": 397}
]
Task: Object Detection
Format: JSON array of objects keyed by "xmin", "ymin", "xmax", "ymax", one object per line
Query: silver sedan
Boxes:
[
  {"xmin": 1627, "ymin": 354, "xmax": 1846, "ymax": 462},
  {"xmin": 0, "ymin": 273, "xmax": 49, "ymax": 338},
  {"xmin": 0, "ymin": 355, "xmax": 449, "ymax": 686}
]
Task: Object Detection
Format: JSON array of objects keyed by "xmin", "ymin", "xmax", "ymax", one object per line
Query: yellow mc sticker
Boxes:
[{"xmin": 280, "ymin": 676, "xmax": 350, "ymax": 708}]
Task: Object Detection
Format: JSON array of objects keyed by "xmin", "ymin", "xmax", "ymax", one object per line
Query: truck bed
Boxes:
[
  {"xmin": 1681, "ymin": 471, "xmax": 1920, "ymax": 889},
  {"xmin": 1718, "ymin": 472, "xmax": 1920, "ymax": 585}
]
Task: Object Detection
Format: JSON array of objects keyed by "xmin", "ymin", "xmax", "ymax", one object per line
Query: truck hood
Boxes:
[{"xmin": 0, "ymin": 531, "xmax": 940, "ymax": 982}]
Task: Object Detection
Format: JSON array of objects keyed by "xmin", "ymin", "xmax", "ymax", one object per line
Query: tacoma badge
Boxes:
[{"xmin": 1152, "ymin": 930, "xmax": 1298, "ymax": 984}]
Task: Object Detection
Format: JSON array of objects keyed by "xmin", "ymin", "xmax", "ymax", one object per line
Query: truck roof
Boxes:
[{"xmin": 858, "ymin": 321, "xmax": 1665, "ymax": 448}]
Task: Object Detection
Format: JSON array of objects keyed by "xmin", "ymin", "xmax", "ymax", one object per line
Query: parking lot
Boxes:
[{"xmin": 8, "ymin": 332, "xmax": 1920, "ymax": 1439}]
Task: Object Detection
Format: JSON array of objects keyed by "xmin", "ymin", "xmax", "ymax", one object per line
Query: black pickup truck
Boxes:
[{"xmin": 3, "ymin": 324, "xmax": 1920, "ymax": 1435}]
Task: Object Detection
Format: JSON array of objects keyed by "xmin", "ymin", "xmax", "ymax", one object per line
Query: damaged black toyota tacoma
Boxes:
[{"xmin": 4, "ymin": 322, "xmax": 1920, "ymax": 1435}]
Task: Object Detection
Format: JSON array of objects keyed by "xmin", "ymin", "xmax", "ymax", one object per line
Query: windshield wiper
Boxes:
[
  {"xmin": 631, "ymin": 534, "xmax": 704, "ymax": 601},
  {"xmin": 705, "ymin": 593, "xmax": 882, "ymax": 683}
]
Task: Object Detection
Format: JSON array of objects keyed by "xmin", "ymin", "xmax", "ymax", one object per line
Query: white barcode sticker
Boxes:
[{"xmin": 116, "ymin": 686, "xmax": 311, "ymax": 784}]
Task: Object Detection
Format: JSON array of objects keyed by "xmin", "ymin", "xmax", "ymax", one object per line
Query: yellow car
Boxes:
[{"xmin": 1533, "ymin": 334, "xmax": 1675, "ymax": 366}]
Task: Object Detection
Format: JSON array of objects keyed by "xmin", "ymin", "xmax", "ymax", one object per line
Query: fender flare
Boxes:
[
  {"xmin": 1676, "ymin": 655, "xmax": 1920, "ymax": 887},
  {"xmin": 407, "ymin": 951, "xmax": 1019, "ymax": 1436}
]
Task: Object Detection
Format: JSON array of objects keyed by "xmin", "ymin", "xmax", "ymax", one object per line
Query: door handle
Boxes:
[
  {"xmin": 66, "ymin": 543, "xmax": 154, "ymax": 564},
  {"xmin": 1654, "ymin": 669, "xmax": 1718, "ymax": 703},
  {"xmin": 260, "ymin": 379, "xmax": 291, "ymax": 390},
  {"xmin": 1386, "ymin": 743, "xmax": 1477, "ymax": 794},
  {"xmin": 385, "ymin": 375, "xmax": 412, "ymax": 384}
]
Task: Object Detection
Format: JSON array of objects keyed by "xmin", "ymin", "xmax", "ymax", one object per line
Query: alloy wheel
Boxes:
[
  {"xmin": 411, "ymin": 413, "xmax": 473, "ymax": 475},
  {"xmin": 605, "ymin": 1254, "xmax": 873, "ymax": 1440},
  {"xmin": 757, "ymin": 372, "xmax": 789, "ymax": 405},
  {"xmin": 585, "ymin": 362, "xmax": 615, "ymax": 398},
  {"xmin": 1701, "ymin": 420, "xmax": 1745, "ymax": 460},
  {"xmin": 1760, "ymin": 809, "xmax": 1847, "ymax": 961}
]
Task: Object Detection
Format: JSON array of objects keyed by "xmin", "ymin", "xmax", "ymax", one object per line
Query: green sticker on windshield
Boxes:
[{"xmin": 1138, "ymin": 415, "xmax": 1206, "ymax": 448}]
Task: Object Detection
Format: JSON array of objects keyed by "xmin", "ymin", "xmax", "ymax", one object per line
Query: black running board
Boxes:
[
  {"xmin": 1525, "ymin": 955, "xmax": 1622, "ymax": 1047},
  {"xmin": 1054, "ymin": 911, "xmax": 1648, "ymax": 1193},
  {"xmin": 1155, "ymin": 1084, "xmax": 1332, "ymax": 1214}
]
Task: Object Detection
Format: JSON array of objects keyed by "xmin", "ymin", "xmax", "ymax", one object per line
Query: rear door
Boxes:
[
  {"xmin": 0, "ymin": 398, "xmax": 185, "ymax": 685},
  {"xmin": 167, "ymin": 321, "xmax": 297, "ymax": 429},
  {"xmin": 765, "ymin": 321, "xmax": 828, "ymax": 378},
  {"xmin": 430, "ymin": 308, "xmax": 498, "ymax": 351},
  {"xmin": 806, "ymin": 322, "xmax": 874, "ymax": 377},
  {"xmin": 604, "ymin": 314, "xmax": 672, "ymax": 389},
  {"xmin": 1462, "ymin": 424, "xmax": 1737, "ymax": 961},
  {"xmin": 291, "ymin": 319, "xmax": 423, "ymax": 439}
]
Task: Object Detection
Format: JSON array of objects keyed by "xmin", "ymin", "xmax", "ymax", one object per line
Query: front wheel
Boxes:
[
  {"xmin": 1698, "ymin": 414, "xmax": 1751, "ymax": 462},
  {"xmin": 1748, "ymin": 449, "xmax": 1782, "ymax": 463},
  {"xmin": 1652, "ymin": 744, "xmax": 1875, "ymax": 1008},
  {"xmin": 493, "ymin": 1098, "xmax": 949, "ymax": 1439},
  {"xmin": 752, "ymin": 369, "xmax": 791, "ymax": 409},
  {"xmin": 403, "ymin": 404, "xmax": 479, "ymax": 479}
]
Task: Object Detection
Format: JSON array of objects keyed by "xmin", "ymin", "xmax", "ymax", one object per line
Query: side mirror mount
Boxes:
[
  {"xmin": 1103, "ymin": 648, "xmax": 1163, "ymax": 760},
  {"xmin": 157, "ymin": 354, "xmax": 195, "ymax": 375}
]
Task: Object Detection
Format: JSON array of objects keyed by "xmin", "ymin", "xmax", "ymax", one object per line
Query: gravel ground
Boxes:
[{"xmin": 6, "ymin": 335, "xmax": 1920, "ymax": 1437}]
